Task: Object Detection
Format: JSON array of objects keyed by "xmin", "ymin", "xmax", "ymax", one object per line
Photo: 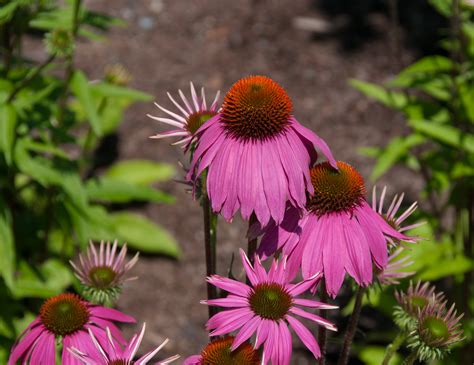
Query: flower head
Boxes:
[
  {"xmin": 394, "ymin": 281, "xmax": 445, "ymax": 330},
  {"xmin": 257, "ymin": 161, "xmax": 412, "ymax": 297},
  {"xmin": 8, "ymin": 293, "xmax": 135, "ymax": 365},
  {"xmin": 183, "ymin": 336, "xmax": 261, "ymax": 365},
  {"xmin": 69, "ymin": 323, "xmax": 179, "ymax": 365},
  {"xmin": 149, "ymin": 82, "xmax": 220, "ymax": 148},
  {"xmin": 408, "ymin": 301, "xmax": 464, "ymax": 361},
  {"xmin": 202, "ymin": 249, "xmax": 337, "ymax": 365},
  {"xmin": 70, "ymin": 240, "xmax": 139, "ymax": 304},
  {"xmin": 188, "ymin": 75, "xmax": 336, "ymax": 226}
]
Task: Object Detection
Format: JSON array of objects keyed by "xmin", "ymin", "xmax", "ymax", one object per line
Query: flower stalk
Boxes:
[
  {"xmin": 337, "ymin": 286, "xmax": 366, "ymax": 365},
  {"xmin": 202, "ymin": 171, "xmax": 218, "ymax": 319},
  {"xmin": 382, "ymin": 331, "xmax": 407, "ymax": 365},
  {"xmin": 402, "ymin": 352, "xmax": 418, "ymax": 365}
]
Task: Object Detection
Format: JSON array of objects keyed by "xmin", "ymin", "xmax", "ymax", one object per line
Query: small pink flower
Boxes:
[
  {"xmin": 202, "ymin": 249, "xmax": 337, "ymax": 365},
  {"xmin": 70, "ymin": 240, "xmax": 139, "ymax": 303},
  {"xmin": 148, "ymin": 82, "xmax": 220, "ymax": 148},
  {"xmin": 257, "ymin": 162, "xmax": 413, "ymax": 297},
  {"xmin": 69, "ymin": 323, "xmax": 179, "ymax": 365},
  {"xmin": 8, "ymin": 293, "xmax": 135, "ymax": 365},
  {"xmin": 187, "ymin": 75, "xmax": 336, "ymax": 226}
]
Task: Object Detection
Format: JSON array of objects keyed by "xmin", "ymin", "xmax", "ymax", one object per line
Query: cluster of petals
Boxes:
[
  {"xmin": 70, "ymin": 240, "xmax": 139, "ymax": 290},
  {"xmin": 8, "ymin": 295, "xmax": 135, "ymax": 365},
  {"xmin": 202, "ymin": 249, "xmax": 337, "ymax": 365},
  {"xmin": 257, "ymin": 192, "xmax": 412, "ymax": 297},
  {"xmin": 186, "ymin": 76, "xmax": 336, "ymax": 226},
  {"xmin": 69, "ymin": 323, "xmax": 179, "ymax": 365}
]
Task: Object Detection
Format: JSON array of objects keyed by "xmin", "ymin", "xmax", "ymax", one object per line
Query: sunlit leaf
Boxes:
[{"xmin": 104, "ymin": 160, "xmax": 176, "ymax": 185}]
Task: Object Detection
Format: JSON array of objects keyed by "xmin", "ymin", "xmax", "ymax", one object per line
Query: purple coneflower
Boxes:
[
  {"xmin": 8, "ymin": 293, "xmax": 135, "ymax": 365},
  {"xmin": 202, "ymin": 249, "xmax": 337, "ymax": 365},
  {"xmin": 149, "ymin": 82, "xmax": 220, "ymax": 147},
  {"xmin": 257, "ymin": 161, "xmax": 412, "ymax": 297},
  {"xmin": 408, "ymin": 301, "xmax": 464, "ymax": 361},
  {"xmin": 183, "ymin": 336, "xmax": 261, "ymax": 365},
  {"xmin": 187, "ymin": 75, "xmax": 336, "ymax": 226},
  {"xmin": 69, "ymin": 323, "xmax": 179, "ymax": 365},
  {"xmin": 70, "ymin": 240, "xmax": 139, "ymax": 304},
  {"xmin": 394, "ymin": 281, "xmax": 446, "ymax": 330}
]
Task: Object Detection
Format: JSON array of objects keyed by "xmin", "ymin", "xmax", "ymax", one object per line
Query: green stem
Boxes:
[
  {"xmin": 401, "ymin": 352, "xmax": 418, "ymax": 365},
  {"xmin": 318, "ymin": 281, "xmax": 329, "ymax": 365},
  {"xmin": 247, "ymin": 214, "xmax": 258, "ymax": 265},
  {"xmin": 202, "ymin": 172, "xmax": 218, "ymax": 319},
  {"xmin": 57, "ymin": 0, "xmax": 82, "ymax": 124},
  {"xmin": 382, "ymin": 331, "xmax": 407, "ymax": 365},
  {"xmin": 337, "ymin": 286, "xmax": 366, "ymax": 365},
  {"xmin": 7, "ymin": 54, "xmax": 55, "ymax": 102}
]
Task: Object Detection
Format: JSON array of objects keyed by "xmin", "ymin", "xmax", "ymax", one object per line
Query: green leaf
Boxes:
[
  {"xmin": 0, "ymin": 104, "xmax": 17, "ymax": 165},
  {"xmin": 91, "ymin": 83, "xmax": 152, "ymax": 101},
  {"xmin": 359, "ymin": 346, "xmax": 401, "ymax": 365},
  {"xmin": 70, "ymin": 71, "xmax": 102, "ymax": 136},
  {"xmin": 396, "ymin": 55, "xmax": 453, "ymax": 75},
  {"xmin": 418, "ymin": 255, "xmax": 474, "ymax": 281},
  {"xmin": 0, "ymin": 197, "xmax": 15, "ymax": 288},
  {"xmin": 109, "ymin": 212, "xmax": 180, "ymax": 257},
  {"xmin": 370, "ymin": 134, "xmax": 426, "ymax": 180},
  {"xmin": 409, "ymin": 119, "xmax": 474, "ymax": 153},
  {"xmin": 11, "ymin": 259, "xmax": 73, "ymax": 299},
  {"xmin": 349, "ymin": 79, "xmax": 408, "ymax": 110},
  {"xmin": 0, "ymin": 2, "xmax": 18, "ymax": 25},
  {"xmin": 86, "ymin": 177, "xmax": 175, "ymax": 204},
  {"xmin": 429, "ymin": 0, "xmax": 452, "ymax": 16},
  {"xmin": 104, "ymin": 160, "xmax": 176, "ymax": 185}
]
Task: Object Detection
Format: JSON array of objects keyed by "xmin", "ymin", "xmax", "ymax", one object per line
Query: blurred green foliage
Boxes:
[
  {"xmin": 0, "ymin": 0, "xmax": 179, "ymax": 360},
  {"xmin": 352, "ymin": 0, "xmax": 474, "ymax": 363}
]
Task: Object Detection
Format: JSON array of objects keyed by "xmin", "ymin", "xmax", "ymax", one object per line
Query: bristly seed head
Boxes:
[
  {"xmin": 307, "ymin": 161, "xmax": 366, "ymax": 215},
  {"xmin": 186, "ymin": 111, "xmax": 217, "ymax": 135},
  {"xmin": 221, "ymin": 75, "xmax": 292, "ymax": 140},
  {"xmin": 200, "ymin": 336, "xmax": 260, "ymax": 365},
  {"xmin": 39, "ymin": 293, "xmax": 90, "ymax": 337},
  {"xmin": 249, "ymin": 283, "xmax": 293, "ymax": 320}
]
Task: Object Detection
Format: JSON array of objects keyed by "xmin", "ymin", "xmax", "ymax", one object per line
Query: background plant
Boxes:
[
  {"xmin": 0, "ymin": 0, "xmax": 179, "ymax": 361},
  {"xmin": 351, "ymin": 0, "xmax": 474, "ymax": 363}
]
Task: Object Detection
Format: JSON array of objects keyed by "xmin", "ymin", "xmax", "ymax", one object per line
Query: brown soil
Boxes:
[{"xmin": 77, "ymin": 0, "xmax": 422, "ymax": 362}]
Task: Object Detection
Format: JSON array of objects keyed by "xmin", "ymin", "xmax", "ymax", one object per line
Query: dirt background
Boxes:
[{"xmin": 75, "ymin": 0, "xmax": 431, "ymax": 362}]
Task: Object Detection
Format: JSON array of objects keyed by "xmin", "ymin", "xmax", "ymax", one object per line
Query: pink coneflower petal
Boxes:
[
  {"xmin": 202, "ymin": 250, "xmax": 336, "ymax": 364},
  {"xmin": 258, "ymin": 163, "xmax": 417, "ymax": 297},
  {"xmin": 8, "ymin": 293, "xmax": 135, "ymax": 365},
  {"xmin": 68, "ymin": 323, "xmax": 178, "ymax": 365},
  {"xmin": 188, "ymin": 76, "xmax": 335, "ymax": 226},
  {"xmin": 149, "ymin": 83, "xmax": 220, "ymax": 148}
]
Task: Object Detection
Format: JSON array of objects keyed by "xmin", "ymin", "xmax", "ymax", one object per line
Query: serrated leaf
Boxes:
[
  {"xmin": 86, "ymin": 177, "xmax": 175, "ymax": 204},
  {"xmin": 70, "ymin": 71, "xmax": 102, "ymax": 136},
  {"xmin": 104, "ymin": 160, "xmax": 176, "ymax": 185},
  {"xmin": 0, "ymin": 197, "xmax": 15, "ymax": 288},
  {"xmin": 109, "ymin": 212, "xmax": 180, "ymax": 257},
  {"xmin": 0, "ymin": 104, "xmax": 17, "ymax": 165},
  {"xmin": 11, "ymin": 259, "xmax": 73, "ymax": 299},
  {"xmin": 409, "ymin": 119, "xmax": 474, "ymax": 153}
]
